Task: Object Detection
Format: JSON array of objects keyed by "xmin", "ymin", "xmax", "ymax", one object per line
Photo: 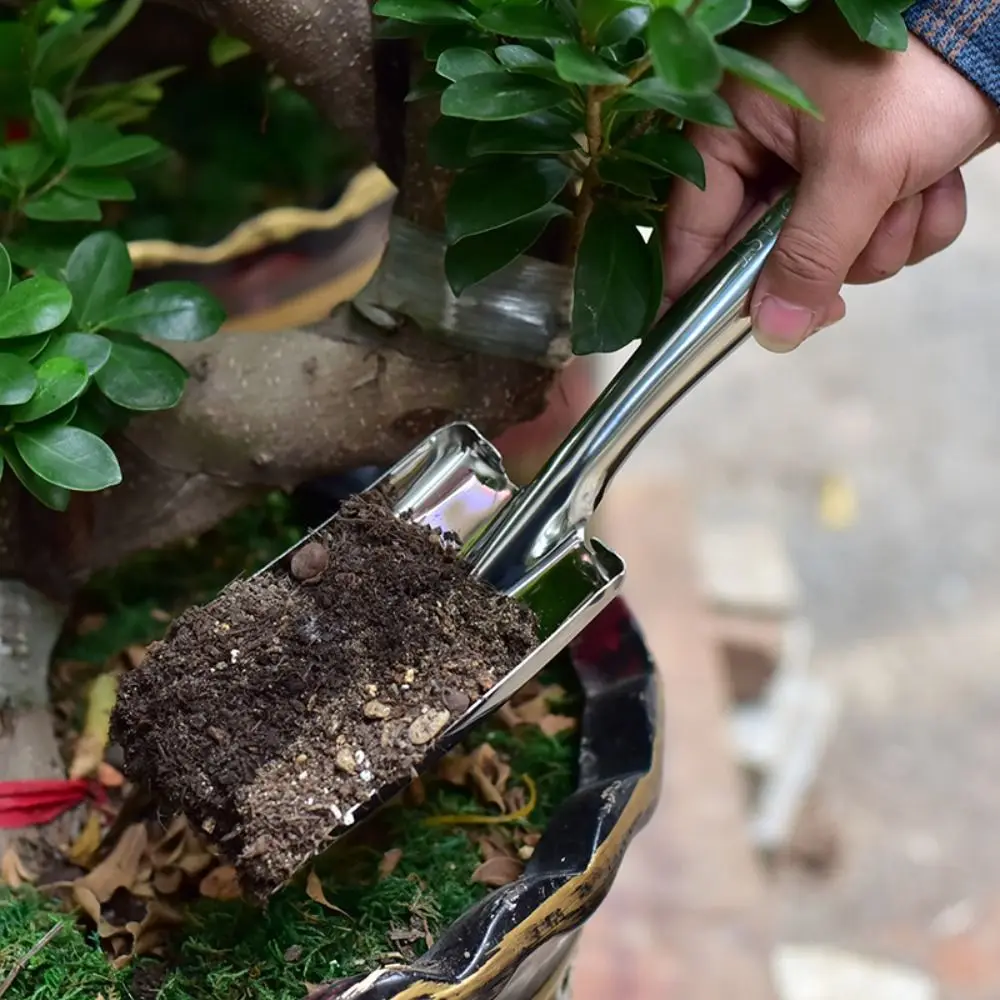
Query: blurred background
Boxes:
[{"xmin": 577, "ymin": 153, "xmax": 1000, "ymax": 1000}]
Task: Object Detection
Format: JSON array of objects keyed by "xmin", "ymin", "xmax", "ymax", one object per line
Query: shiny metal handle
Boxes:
[{"xmin": 468, "ymin": 192, "xmax": 793, "ymax": 590}]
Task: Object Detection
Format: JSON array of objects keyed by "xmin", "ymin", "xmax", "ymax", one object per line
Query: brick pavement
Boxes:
[{"xmin": 571, "ymin": 477, "xmax": 777, "ymax": 1000}]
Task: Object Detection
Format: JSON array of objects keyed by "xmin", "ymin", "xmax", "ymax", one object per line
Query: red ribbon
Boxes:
[{"xmin": 0, "ymin": 779, "xmax": 107, "ymax": 829}]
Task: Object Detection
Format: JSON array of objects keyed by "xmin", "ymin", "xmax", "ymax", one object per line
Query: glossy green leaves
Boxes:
[{"xmin": 0, "ymin": 231, "xmax": 224, "ymax": 507}]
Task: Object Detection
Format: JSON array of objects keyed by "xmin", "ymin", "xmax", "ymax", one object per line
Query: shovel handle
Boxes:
[{"xmin": 468, "ymin": 192, "xmax": 793, "ymax": 589}]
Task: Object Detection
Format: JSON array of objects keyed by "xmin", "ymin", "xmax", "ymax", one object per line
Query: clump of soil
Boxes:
[{"xmin": 111, "ymin": 494, "xmax": 538, "ymax": 899}]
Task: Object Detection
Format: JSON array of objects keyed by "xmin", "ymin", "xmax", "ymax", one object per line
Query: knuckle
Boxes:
[{"xmin": 772, "ymin": 227, "xmax": 845, "ymax": 287}]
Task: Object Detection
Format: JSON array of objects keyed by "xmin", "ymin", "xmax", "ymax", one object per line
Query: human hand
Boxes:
[{"xmin": 662, "ymin": 9, "xmax": 999, "ymax": 352}]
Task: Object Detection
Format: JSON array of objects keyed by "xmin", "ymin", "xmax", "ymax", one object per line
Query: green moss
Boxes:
[{"xmin": 3, "ymin": 493, "xmax": 579, "ymax": 1000}]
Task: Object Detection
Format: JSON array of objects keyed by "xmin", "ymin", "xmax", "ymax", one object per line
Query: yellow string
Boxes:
[{"xmin": 423, "ymin": 775, "xmax": 537, "ymax": 828}]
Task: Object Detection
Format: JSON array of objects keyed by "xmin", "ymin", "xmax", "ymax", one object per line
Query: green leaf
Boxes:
[
  {"xmin": 599, "ymin": 158, "xmax": 657, "ymax": 198},
  {"xmin": 2, "ymin": 334, "xmax": 50, "ymax": 360},
  {"xmin": 14, "ymin": 424, "xmax": 121, "ymax": 492},
  {"xmin": 494, "ymin": 44, "xmax": 561, "ymax": 80},
  {"xmin": 835, "ymin": 0, "xmax": 908, "ymax": 49},
  {"xmin": 373, "ymin": 0, "xmax": 476, "ymax": 24},
  {"xmin": 598, "ymin": 5, "xmax": 650, "ymax": 45},
  {"xmin": 10, "ymin": 356, "xmax": 88, "ymax": 423},
  {"xmin": 65, "ymin": 231, "xmax": 133, "ymax": 328},
  {"xmin": 24, "ymin": 187, "xmax": 102, "ymax": 222},
  {"xmin": 554, "ymin": 42, "xmax": 629, "ymax": 85},
  {"xmin": 0, "ymin": 245, "xmax": 10, "ymax": 296},
  {"xmin": 1, "ymin": 442, "xmax": 70, "ymax": 511},
  {"xmin": 744, "ymin": 0, "xmax": 792, "ymax": 25},
  {"xmin": 0, "ymin": 142, "xmax": 55, "ymax": 188},
  {"xmin": 469, "ymin": 114, "xmax": 579, "ymax": 155},
  {"xmin": 61, "ymin": 171, "xmax": 136, "ymax": 201},
  {"xmin": 621, "ymin": 78, "xmax": 735, "ymax": 127},
  {"xmin": 621, "ymin": 131, "xmax": 706, "ymax": 187},
  {"xmin": 572, "ymin": 204, "xmax": 654, "ymax": 354},
  {"xmin": 719, "ymin": 46, "xmax": 820, "ymax": 115},
  {"xmin": 0, "ymin": 277, "xmax": 72, "ymax": 339},
  {"xmin": 578, "ymin": 0, "xmax": 633, "ymax": 35},
  {"xmin": 94, "ymin": 339, "xmax": 187, "ymax": 411},
  {"xmin": 37, "ymin": 332, "xmax": 111, "ymax": 376},
  {"xmin": 647, "ymin": 7, "xmax": 723, "ymax": 95},
  {"xmin": 437, "ymin": 47, "xmax": 498, "ymax": 81},
  {"xmin": 209, "ymin": 32, "xmax": 253, "ymax": 67},
  {"xmin": 696, "ymin": 0, "xmax": 752, "ymax": 34},
  {"xmin": 427, "ymin": 116, "xmax": 475, "ymax": 168},
  {"xmin": 445, "ymin": 204, "xmax": 569, "ymax": 295},
  {"xmin": 446, "ymin": 158, "xmax": 573, "ymax": 241},
  {"xmin": 30, "ymin": 88, "xmax": 69, "ymax": 155},
  {"xmin": 103, "ymin": 282, "xmax": 225, "ymax": 341},
  {"xmin": 68, "ymin": 120, "xmax": 161, "ymax": 167},
  {"xmin": 442, "ymin": 73, "xmax": 570, "ymax": 120},
  {"xmin": 478, "ymin": 4, "xmax": 572, "ymax": 38},
  {"xmin": 0, "ymin": 355, "xmax": 38, "ymax": 405}
]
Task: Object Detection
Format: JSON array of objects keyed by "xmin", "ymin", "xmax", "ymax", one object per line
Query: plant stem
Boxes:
[{"xmin": 569, "ymin": 84, "xmax": 605, "ymax": 262}]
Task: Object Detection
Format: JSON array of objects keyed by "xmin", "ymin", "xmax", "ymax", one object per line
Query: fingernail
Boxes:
[{"xmin": 751, "ymin": 295, "xmax": 816, "ymax": 353}]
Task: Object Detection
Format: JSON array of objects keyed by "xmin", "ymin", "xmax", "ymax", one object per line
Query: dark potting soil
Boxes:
[{"xmin": 111, "ymin": 495, "xmax": 539, "ymax": 899}]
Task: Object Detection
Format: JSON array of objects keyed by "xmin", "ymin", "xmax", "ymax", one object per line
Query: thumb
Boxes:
[{"xmin": 752, "ymin": 162, "xmax": 896, "ymax": 351}]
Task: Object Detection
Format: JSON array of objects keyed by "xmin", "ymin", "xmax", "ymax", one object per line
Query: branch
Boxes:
[
  {"xmin": 166, "ymin": 0, "xmax": 377, "ymax": 155},
  {"xmin": 64, "ymin": 310, "xmax": 555, "ymax": 584}
]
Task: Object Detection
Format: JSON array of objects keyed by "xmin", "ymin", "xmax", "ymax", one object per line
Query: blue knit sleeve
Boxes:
[{"xmin": 904, "ymin": 0, "xmax": 1000, "ymax": 105}]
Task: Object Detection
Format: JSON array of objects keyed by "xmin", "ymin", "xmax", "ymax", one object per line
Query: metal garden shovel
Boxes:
[{"xmin": 258, "ymin": 191, "xmax": 793, "ymax": 813}]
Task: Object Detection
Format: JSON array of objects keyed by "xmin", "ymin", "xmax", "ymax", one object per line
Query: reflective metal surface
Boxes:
[{"xmin": 255, "ymin": 194, "xmax": 790, "ymax": 824}]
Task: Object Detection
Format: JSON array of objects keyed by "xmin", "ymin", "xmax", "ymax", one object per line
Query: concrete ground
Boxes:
[{"xmin": 597, "ymin": 154, "xmax": 1000, "ymax": 999}]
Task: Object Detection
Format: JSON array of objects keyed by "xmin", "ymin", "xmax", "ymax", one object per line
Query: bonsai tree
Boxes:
[{"xmin": 1, "ymin": 0, "xmax": 907, "ymax": 846}]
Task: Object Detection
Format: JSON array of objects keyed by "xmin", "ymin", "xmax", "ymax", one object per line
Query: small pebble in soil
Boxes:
[{"xmin": 111, "ymin": 493, "xmax": 538, "ymax": 900}]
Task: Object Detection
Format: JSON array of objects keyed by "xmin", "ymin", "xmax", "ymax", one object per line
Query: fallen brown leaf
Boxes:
[
  {"xmin": 471, "ymin": 856, "xmax": 523, "ymax": 888},
  {"xmin": 97, "ymin": 762, "xmax": 125, "ymax": 788},
  {"xmin": 74, "ymin": 823, "xmax": 149, "ymax": 906},
  {"xmin": 437, "ymin": 750, "xmax": 473, "ymax": 787},
  {"xmin": 1, "ymin": 846, "xmax": 35, "ymax": 888},
  {"xmin": 199, "ymin": 865, "xmax": 242, "ymax": 901},
  {"xmin": 123, "ymin": 645, "xmax": 148, "ymax": 670},
  {"xmin": 68, "ymin": 672, "xmax": 119, "ymax": 780},
  {"xmin": 468, "ymin": 744, "xmax": 511, "ymax": 812},
  {"xmin": 539, "ymin": 714, "xmax": 577, "ymax": 737},
  {"xmin": 403, "ymin": 777, "xmax": 426, "ymax": 807},
  {"xmin": 305, "ymin": 869, "xmax": 350, "ymax": 917},
  {"xmin": 378, "ymin": 849, "xmax": 403, "ymax": 881},
  {"xmin": 150, "ymin": 608, "xmax": 172, "ymax": 623}
]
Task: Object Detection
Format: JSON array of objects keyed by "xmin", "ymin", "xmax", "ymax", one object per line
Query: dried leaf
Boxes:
[
  {"xmin": 437, "ymin": 750, "xmax": 474, "ymax": 787},
  {"xmin": 69, "ymin": 673, "xmax": 119, "ymax": 780},
  {"xmin": 153, "ymin": 869, "xmax": 183, "ymax": 895},
  {"xmin": 475, "ymin": 832, "xmax": 516, "ymax": 862},
  {"xmin": 469, "ymin": 744, "xmax": 511, "ymax": 812},
  {"xmin": 305, "ymin": 869, "xmax": 350, "ymax": 917},
  {"xmin": 150, "ymin": 608, "xmax": 171, "ymax": 623},
  {"xmin": 75, "ymin": 823, "xmax": 148, "ymax": 903},
  {"xmin": 539, "ymin": 714, "xmax": 577, "ymax": 737},
  {"xmin": 67, "ymin": 812, "xmax": 103, "ymax": 868},
  {"xmin": 378, "ymin": 849, "xmax": 403, "ymax": 880},
  {"xmin": 97, "ymin": 762, "xmax": 125, "ymax": 788},
  {"xmin": 1, "ymin": 846, "xmax": 35, "ymax": 888},
  {"xmin": 496, "ymin": 704, "xmax": 521, "ymax": 729},
  {"xmin": 124, "ymin": 645, "xmax": 148, "ymax": 669},
  {"xmin": 471, "ymin": 856, "xmax": 523, "ymax": 888},
  {"xmin": 403, "ymin": 776, "xmax": 425, "ymax": 807},
  {"xmin": 149, "ymin": 816, "xmax": 189, "ymax": 868},
  {"xmin": 199, "ymin": 865, "xmax": 242, "ymax": 901}
]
